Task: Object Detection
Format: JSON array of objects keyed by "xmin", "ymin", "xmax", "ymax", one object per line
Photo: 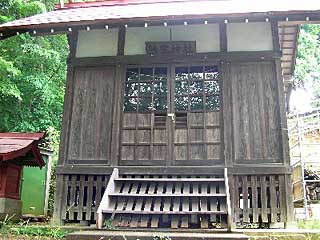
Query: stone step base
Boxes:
[{"xmin": 66, "ymin": 230, "xmax": 249, "ymax": 240}]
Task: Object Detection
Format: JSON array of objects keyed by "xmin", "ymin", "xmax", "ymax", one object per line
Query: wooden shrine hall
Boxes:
[{"xmin": 1, "ymin": 0, "xmax": 320, "ymax": 230}]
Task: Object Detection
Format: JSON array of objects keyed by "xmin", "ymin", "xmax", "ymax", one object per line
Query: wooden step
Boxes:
[
  {"xmin": 102, "ymin": 210, "xmax": 228, "ymax": 215},
  {"xmin": 109, "ymin": 193, "xmax": 227, "ymax": 197},
  {"xmin": 97, "ymin": 168, "xmax": 232, "ymax": 230},
  {"xmin": 115, "ymin": 177, "xmax": 225, "ymax": 182}
]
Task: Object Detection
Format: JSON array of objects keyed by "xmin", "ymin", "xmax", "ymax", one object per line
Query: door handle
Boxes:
[{"xmin": 167, "ymin": 113, "xmax": 175, "ymax": 123}]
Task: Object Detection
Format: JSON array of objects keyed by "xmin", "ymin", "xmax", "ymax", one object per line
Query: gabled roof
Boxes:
[
  {"xmin": 0, "ymin": 133, "xmax": 45, "ymax": 168},
  {"xmin": 0, "ymin": 0, "xmax": 320, "ymax": 33}
]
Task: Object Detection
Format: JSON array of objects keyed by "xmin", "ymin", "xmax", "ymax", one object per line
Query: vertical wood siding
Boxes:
[
  {"xmin": 67, "ymin": 66, "xmax": 115, "ymax": 164},
  {"xmin": 230, "ymin": 62, "xmax": 282, "ymax": 163}
]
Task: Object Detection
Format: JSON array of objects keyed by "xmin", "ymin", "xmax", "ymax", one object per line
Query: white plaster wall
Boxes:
[
  {"xmin": 124, "ymin": 26, "xmax": 170, "ymax": 55},
  {"xmin": 171, "ymin": 24, "xmax": 220, "ymax": 53},
  {"xmin": 75, "ymin": 23, "xmax": 272, "ymax": 57},
  {"xmin": 125, "ymin": 24, "xmax": 220, "ymax": 55},
  {"xmin": 227, "ymin": 22, "xmax": 273, "ymax": 51},
  {"xmin": 76, "ymin": 29, "xmax": 118, "ymax": 57}
]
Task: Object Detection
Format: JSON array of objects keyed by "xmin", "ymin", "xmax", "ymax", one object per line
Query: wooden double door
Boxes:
[{"xmin": 120, "ymin": 63, "xmax": 222, "ymax": 166}]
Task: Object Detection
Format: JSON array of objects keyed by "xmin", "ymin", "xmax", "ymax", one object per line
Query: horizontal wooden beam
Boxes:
[
  {"xmin": 72, "ymin": 51, "xmax": 281, "ymax": 67},
  {"xmin": 56, "ymin": 164, "xmax": 291, "ymax": 175},
  {"xmin": 56, "ymin": 165, "xmax": 226, "ymax": 175},
  {"xmin": 279, "ymin": 33, "xmax": 297, "ymax": 36},
  {"xmin": 230, "ymin": 165, "xmax": 292, "ymax": 175}
]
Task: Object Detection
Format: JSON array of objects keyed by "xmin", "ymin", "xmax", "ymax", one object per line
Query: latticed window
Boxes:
[
  {"xmin": 123, "ymin": 65, "xmax": 220, "ymax": 112},
  {"xmin": 174, "ymin": 65, "xmax": 220, "ymax": 112},
  {"xmin": 124, "ymin": 67, "xmax": 168, "ymax": 112}
]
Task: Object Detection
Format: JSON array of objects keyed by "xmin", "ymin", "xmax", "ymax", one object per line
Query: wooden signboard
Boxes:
[{"xmin": 146, "ymin": 41, "xmax": 196, "ymax": 56}]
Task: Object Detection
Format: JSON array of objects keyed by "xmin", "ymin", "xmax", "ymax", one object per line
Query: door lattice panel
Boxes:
[{"xmin": 97, "ymin": 168, "xmax": 231, "ymax": 229}]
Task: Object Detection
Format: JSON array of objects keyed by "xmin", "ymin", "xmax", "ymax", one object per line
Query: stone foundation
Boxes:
[{"xmin": 0, "ymin": 198, "xmax": 22, "ymax": 221}]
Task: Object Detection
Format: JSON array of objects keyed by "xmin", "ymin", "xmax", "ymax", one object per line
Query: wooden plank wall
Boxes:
[
  {"xmin": 67, "ymin": 66, "xmax": 115, "ymax": 164},
  {"xmin": 228, "ymin": 62, "xmax": 282, "ymax": 164}
]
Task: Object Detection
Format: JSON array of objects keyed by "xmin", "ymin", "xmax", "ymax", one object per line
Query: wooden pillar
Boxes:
[
  {"xmin": 272, "ymin": 19, "xmax": 294, "ymax": 227},
  {"xmin": 285, "ymin": 174, "xmax": 295, "ymax": 227},
  {"xmin": 273, "ymin": 17, "xmax": 294, "ymax": 225},
  {"xmin": 221, "ymin": 60, "xmax": 233, "ymax": 168},
  {"xmin": 110, "ymin": 26, "xmax": 126, "ymax": 166},
  {"xmin": 117, "ymin": 26, "xmax": 126, "ymax": 56},
  {"xmin": 53, "ymin": 32, "xmax": 78, "ymax": 225},
  {"xmin": 110, "ymin": 64, "xmax": 124, "ymax": 166},
  {"xmin": 58, "ymin": 32, "xmax": 78, "ymax": 166},
  {"xmin": 52, "ymin": 174, "xmax": 66, "ymax": 225},
  {"xmin": 219, "ymin": 22, "xmax": 227, "ymax": 53}
]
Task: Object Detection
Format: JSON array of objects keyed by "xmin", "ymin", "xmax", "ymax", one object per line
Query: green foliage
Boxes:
[
  {"xmin": 0, "ymin": 0, "xmax": 68, "ymax": 149},
  {"xmin": 0, "ymin": 0, "xmax": 46, "ymax": 23},
  {"xmin": 0, "ymin": 2, "xmax": 67, "ymax": 220},
  {"xmin": 48, "ymin": 159, "xmax": 57, "ymax": 217},
  {"xmin": 0, "ymin": 214, "xmax": 16, "ymax": 233},
  {"xmin": 297, "ymin": 220, "xmax": 320, "ymax": 240},
  {"xmin": 10, "ymin": 225, "xmax": 70, "ymax": 239},
  {"xmin": 0, "ymin": 217, "xmax": 71, "ymax": 239},
  {"xmin": 104, "ymin": 218, "xmax": 114, "ymax": 230},
  {"xmin": 298, "ymin": 220, "xmax": 320, "ymax": 229},
  {"xmin": 294, "ymin": 24, "xmax": 320, "ymax": 102},
  {"xmin": 0, "ymin": 56, "xmax": 21, "ymax": 98}
]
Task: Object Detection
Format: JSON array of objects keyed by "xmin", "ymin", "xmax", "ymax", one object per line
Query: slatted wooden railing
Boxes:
[
  {"xmin": 97, "ymin": 168, "xmax": 230, "ymax": 229},
  {"xmin": 57, "ymin": 174, "xmax": 109, "ymax": 223},
  {"xmin": 232, "ymin": 175, "xmax": 288, "ymax": 226}
]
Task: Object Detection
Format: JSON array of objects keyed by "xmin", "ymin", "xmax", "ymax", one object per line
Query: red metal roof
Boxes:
[
  {"xmin": 0, "ymin": 133, "xmax": 45, "ymax": 168},
  {"xmin": 0, "ymin": 0, "xmax": 320, "ymax": 32}
]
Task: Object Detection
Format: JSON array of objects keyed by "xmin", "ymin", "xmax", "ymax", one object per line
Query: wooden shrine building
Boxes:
[{"xmin": 1, "ymin": 0, "xmax": 320, "ymax": 230}]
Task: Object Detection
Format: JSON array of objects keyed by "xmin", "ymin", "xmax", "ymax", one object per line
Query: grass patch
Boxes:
[
  {"xmin": 297, "ymin": 220, "xmax": 320, "ymax": 240},
  {"xmin": 9, "ymin": 226, "xmax": 71, "ymax": 239},
  {"xmin": 298, "ymin": 220, "xmax": 320, "ymax": 230},
  {"xmin": 0, "ymin": 218, "xmax": 71, "ymax": 239}
]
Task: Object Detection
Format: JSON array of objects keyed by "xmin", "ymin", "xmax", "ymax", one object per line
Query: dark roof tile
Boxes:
[{"xmin": 0, "ymin": 0, "xmax": 319, "ymax": 31}]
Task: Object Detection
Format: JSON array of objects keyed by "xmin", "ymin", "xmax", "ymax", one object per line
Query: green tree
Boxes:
[
  {"xmin": 294, "ymin": 24, "xmax": 320, "ymax": 105},
  {"xmin": 0, "ymin": 0, "xmax": 68, "ymax": 148}
]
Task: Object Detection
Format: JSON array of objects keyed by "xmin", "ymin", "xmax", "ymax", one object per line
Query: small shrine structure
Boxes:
[{"xmin": 0, "ymin": 133, "xmax": 45, "ymax": 220}]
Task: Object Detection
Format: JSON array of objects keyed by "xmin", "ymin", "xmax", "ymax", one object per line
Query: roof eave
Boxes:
[{"xmin": 1, "ymin": 10, "xmax": 320, "ymax": 37}]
